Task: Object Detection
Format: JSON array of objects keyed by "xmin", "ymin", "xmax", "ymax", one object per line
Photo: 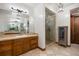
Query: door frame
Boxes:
[
  {"xmin": 71, "ymin": 15, "xmax": 79, "ymax": 44},
  {"xmin": 70, "ymin": 15, "xmax": 74, "ymax": 44}
]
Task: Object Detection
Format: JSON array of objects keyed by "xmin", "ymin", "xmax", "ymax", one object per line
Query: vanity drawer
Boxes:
[
  {"xmin": 30, "ymin": 36, "xmax": 38, "ymax": 44},
  {"xmin": 30, "ymin": 43, "xmax": 38, "ymax": 49},
  {"xmin": 30, "ymin": 39, "xmax": 38, "ymax": 44},
  {"xmin": 30, "ymin": 36, "xmax": 38, "ymax": 49}
]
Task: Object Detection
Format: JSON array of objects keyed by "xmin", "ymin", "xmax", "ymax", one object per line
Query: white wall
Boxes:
[
  {"xmin": 56, "ymin": 10, "xmax": 70, "ymax": 45},
  {"xmin": 34, "ymin": 4, "xmax": 45, "ymax": 49}
]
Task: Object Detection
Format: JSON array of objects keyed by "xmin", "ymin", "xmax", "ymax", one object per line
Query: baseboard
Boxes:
[
  {"xmin": 55, "ymin": 42, "xmax": 71, "ymax": 47},
  {"xmin": 67, "ymin": 45, "xmax": 71, "ymax": 47},
  {"xmin": 38, "ymin": 47, "xmax": 46, "ymax": 51},
  {"xmin": 55, "ymin": 42, "xmax": 58, "ymax": 44}
]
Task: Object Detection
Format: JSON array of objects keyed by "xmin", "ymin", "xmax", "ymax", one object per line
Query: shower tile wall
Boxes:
[{"xmin": 45, "ymin": 8, "xmax": 56, "ymax": 44}]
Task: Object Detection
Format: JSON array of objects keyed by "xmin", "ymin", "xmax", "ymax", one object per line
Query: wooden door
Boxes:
[
  {"xmin": 74, "ymin": 17, "xmax": 79, "ymax": 43},
  {"xmin": 71, "ymin": 16, "xmax": 79, "ymax": 44}
]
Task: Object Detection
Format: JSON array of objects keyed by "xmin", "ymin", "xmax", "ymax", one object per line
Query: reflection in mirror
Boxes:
[
  {"xmin": 0, "ymin": 7, "xmax": 34, "ymax": 34},
  {"xmin": 8, "ymin": 8, "xmax": 30, "ymax": 34}
]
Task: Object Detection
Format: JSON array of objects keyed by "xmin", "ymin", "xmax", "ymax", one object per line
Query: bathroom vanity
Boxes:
[
  {"xmin": 0, "ymin": 33, "xmax": 38, "ymax": 56},
  {"xmin": 0, "ymin": 6, "xmax": 37, "ymax": 56}
]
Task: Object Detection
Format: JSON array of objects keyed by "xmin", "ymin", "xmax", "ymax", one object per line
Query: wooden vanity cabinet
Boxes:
[
  {"xmin": 0, "ymin": 36, "xmax": 38, "ymax": 56},
  {"xmin": 0, "ymin": 40, "xmax": 12, "ymax": 56},
  {"xmin": 12, "ymin": 36, "xmax": 38, "ymax": 56}
]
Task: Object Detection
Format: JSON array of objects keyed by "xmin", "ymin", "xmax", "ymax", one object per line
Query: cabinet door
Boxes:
[
  {"xmin": 23, "ymin": 38, "xmax": 30, "ymax": 53},
  {"xmin": 12, "ymin": 39, "xmax": 24, "ymax": 56},
  {"xmin": 30, "ymin": 36, "xmax": 38, "ymax": 49},
  {"xmin": 0, "ymin": 40, "xmax": 12, "ymax": 56}
]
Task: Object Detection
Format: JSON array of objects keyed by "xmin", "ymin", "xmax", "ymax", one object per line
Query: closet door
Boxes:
[
  {"xmin": 74, "ymin": 17, "xmax": 79, "ymax": 44},
  {"xmin": 71, "ymin": 16, "xmax": 79, "ymax": 44}
]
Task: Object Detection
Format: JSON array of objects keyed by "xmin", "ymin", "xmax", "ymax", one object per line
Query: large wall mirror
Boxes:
[{"xmin": 0, "ymin": 7, "xmax": 34, "ymax": 34}]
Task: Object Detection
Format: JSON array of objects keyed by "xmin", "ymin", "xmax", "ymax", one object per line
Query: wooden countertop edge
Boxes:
[{"xmin": 0, "ymin": 34, "xmax": 38, "ymax": 41}]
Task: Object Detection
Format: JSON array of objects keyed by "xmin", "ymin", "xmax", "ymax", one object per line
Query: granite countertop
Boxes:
[{"xmin": 0, "ymin": 33, "xmax": 38, "ymax": 41}]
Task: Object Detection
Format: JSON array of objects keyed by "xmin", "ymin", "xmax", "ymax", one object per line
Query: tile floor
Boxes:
[
  {"xmin": 21, "ymin": 42, "xmax": 79, "ymax": 56},
  {"xmin": 46, "ymin": 39, "xmax": 53, "ymax": 45}
]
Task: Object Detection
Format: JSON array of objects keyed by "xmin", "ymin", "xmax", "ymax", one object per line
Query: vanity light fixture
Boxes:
[{"xmin": 11, "ymin": 7, "xmax": 27, "ymax": 14}]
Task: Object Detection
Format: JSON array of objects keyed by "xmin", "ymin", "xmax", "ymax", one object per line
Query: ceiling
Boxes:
[
  {"xmin": 45, "ymin": 3, "xmax": 74, "ymax": 8},
  {"xmin": 0, "ymin": 3, "xmax": 37, "ymax": 10},
  {"xmin": 56, "ymin": 3, "xmax": 74, "ymax": 8},
  {"xmin": 23, "ymin": 3, "xmax": 40, "ymax": 8},
  {"xmin": 0, "ymin": 3, "xmax": 76, "ymax": 10}
]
